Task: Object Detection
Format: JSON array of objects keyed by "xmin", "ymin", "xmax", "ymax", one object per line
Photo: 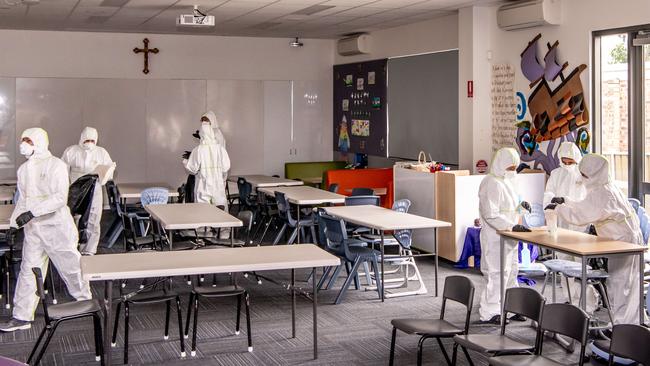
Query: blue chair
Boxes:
[
  {"xmin": 628, "ymin": 198, "xmax": 650, "ymax": 244},
  {"xmin": 272, "ymin": 192, "xmax": 316, "ymax": 245},
  {"xmin": 319, "ymin": 212, "xmax": 382, "ymax": 304}
]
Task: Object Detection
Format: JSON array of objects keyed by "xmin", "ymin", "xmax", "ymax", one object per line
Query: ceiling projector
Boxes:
[{"xmin": 177, "ymin": 5, "xmax": 215, "ymax": 27}]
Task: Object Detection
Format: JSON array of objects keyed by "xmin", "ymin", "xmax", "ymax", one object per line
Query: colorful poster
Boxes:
[
  {"xmin": 344, "ymin": 75, "xmax": 353, "ymax": 87},
  {"xmin": 368, "ymin": 71, "xmax": 376, "ymax": 85},
  {"xmin": 342, "ymin": 99, "xmax": 349, "ymax": 111},
  {"xmin": 356, "ymin": 78, "xmax": 364, "ymax": 90},
  {"xmin": 351, "ymin": 119, "xmax": 370, "ymax": 137},
  {"xmin": 338, "ymin": 116, "xmax": 350, "ymax": 151}
]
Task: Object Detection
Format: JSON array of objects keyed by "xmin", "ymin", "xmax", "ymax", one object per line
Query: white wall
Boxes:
[
  {"xmin": 0, "ymin": 30, "xmax": 335, "ymax": 184},
  {"xmin": 462, "ymin": 0, "xmax": 650, "ymax": 170}
]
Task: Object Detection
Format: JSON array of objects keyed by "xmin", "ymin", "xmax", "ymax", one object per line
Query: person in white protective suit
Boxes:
[
  {"xmin": 543, "ymin": 142, "xmax": 599, "ymax": 313},
  {"xmin": 0, "ymin": 128, "xmax": 91, "ymax": 332},
  {"xmin": 183, "ymin": 111, "xmax": 231, "ymax": 238},
  {"xmin": 61, "ymin": 127, "xmax": 114, "ymax": 255},
  {"xmin": 548, "ymin": 154, "xmax": 644, "ymax": 325},
  {"xmin": 478, "ymin": 147, "xmax": 532, "ymax": 324}
]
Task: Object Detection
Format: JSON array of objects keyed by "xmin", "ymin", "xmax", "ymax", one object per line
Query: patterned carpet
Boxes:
[{"xmin": 0, "ymin": 216, "xmax": 612, "ymax": 365}]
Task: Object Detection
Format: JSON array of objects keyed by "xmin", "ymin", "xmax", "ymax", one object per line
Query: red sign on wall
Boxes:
[
  {"xmin": 476, "ymin": 159, "xmax": 488, "ymax": 174},
  {"xmin": 467, "ymin": 80, "xmax": 474, "ymax": 98}
]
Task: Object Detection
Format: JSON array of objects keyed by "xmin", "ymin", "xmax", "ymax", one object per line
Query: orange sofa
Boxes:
[{"xmin": 324, "ymin": 168, "xmax": 394, "ymax": 208}]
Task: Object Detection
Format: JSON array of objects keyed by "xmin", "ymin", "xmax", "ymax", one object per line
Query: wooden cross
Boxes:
[{"xmin": 133, "ymin": 38, "xmax": 159, "ymax": 74}]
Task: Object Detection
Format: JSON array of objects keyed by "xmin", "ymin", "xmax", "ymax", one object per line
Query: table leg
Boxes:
[
  {"xmin": 312, "ymin": 266, "xmax": 318, "ymax": 359},
  {"xmin": 639, "ymin": 252, "xmax": 644, "ymax": 324},
  {"xmin": 552, "ymin": 252, "xmax": 557, "ymax": 303},
  {"xmin": 291, "ymin": 269, "xmax": 296, "ymax": 338},
  {"xmin": 499, "ymin": 236, "xmax": 505, "ymax": 319},
  {"xmin": 580, "ymin": 257, "xmax": 587, "ymax": 311},
  {"xmin": 167, "ymin": 228, "xmax": 173, "ymax": 251},
  {"xmin": 434, "ymin": 228, "xmax": 438, "ymax": 297},
  {"xmin": 380, "ymin": 231, "xmax": 385, "ymax": 302},
  {"xmin": 296, "ymin": 205, "xmax": 301, "ymax": 244},
  {"xmin": 103, "ymin": 280, "xmax": 113, "ymax": 365}
]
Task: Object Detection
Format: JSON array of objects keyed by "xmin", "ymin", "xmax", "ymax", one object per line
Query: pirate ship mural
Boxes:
[{"xmin": 516, "ymin": 33, "xmax": 590, "ymax": 173}]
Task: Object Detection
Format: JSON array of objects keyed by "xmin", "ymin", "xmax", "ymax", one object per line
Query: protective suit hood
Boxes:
[
  {"xmin": 201, "ymin": 110, "xmax": 226, "ymax": 147},
  {"xmin": 79, "ymin": 127, "xmax": 98, "ymax": 147},
  {"xmin": 21, "ymin": 128, "xmax": 50, "ymax": 159},
  {"xmin": 490, "ymin": 147, "xmax": 520, "ymax": 178},
  {"xmin": 579, "ymin": 154, "xmax": 610, "ymax": 188},
  {"xmin": 558, "ymin": 142, "xmax": 582, "ymax": 168}
]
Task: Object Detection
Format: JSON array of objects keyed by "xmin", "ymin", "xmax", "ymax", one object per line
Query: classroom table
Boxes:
[
  {"xmin": 324, "ymin": 205, "xmax": 451, "ymax": 300},
  {"xmin": 343, "ymin": 187, "xmax": 387, "ymax": 196},
  {"xmin": 228, "ymin": 175, "xmax": 303, "ymax": 188},
  {"xmin": 117, "ymin": 182, "xmax": 179, "ymax": 201},
  {"xmin": 499, "ymin": 228, "xmax": 646, "ymax": 324},
  {"xmin": 0, "ymin": 204, "xmax": 14, "ymax": 230},
  {"xmin": 258, "ymin": 186, "xmax": 345, "ymax": 244},
  {"xmin": 81, "ymin": 244, "xmax": 340, "ymax": 364},
  {"xmin": 145, "ymin": 202, "xmax": 242, "ymax": 250}
]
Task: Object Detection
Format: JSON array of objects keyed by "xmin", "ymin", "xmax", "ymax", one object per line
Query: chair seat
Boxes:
[
  {"xmin": 543, "ymin": 259, "xmax": 590, "ymax": 272},
  {"xmin": 193, "ymin": 285, "xmax": 246, "ymax": 298},
  {"xmin": 391, "ymin": 318, "xmax": 463, "ymax": 336},
  {"xmin": 561, "ymin": 268, "xmax": 608, "ymax": 279},
  {"xmin": 49, "ymin": 299, "xmax": 101, "ymax": 320},
  {"xmin": 127, "ymin": 290, "xmax": 179, "ymax": 304},
  {"xmin": 454, "ymin": 334, "xmax": 535, "ymax": 354},
  {"xmin": 489, "ymin": 355, "xmax": 564, "ymax": 366},
  {"xmin": 348, "ymin": 246, "xmax": 380, "ymax": 259}
]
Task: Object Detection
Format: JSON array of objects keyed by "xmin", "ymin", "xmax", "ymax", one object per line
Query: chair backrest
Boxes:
[
  {"xmin": 392, "ymin": 199, "xmax": 412, "ymax": 248},
  {"xmin": 328, "ymin": 183, "xmax": 339, "ymax": 193},
  {"xmin": 392, "ymin": 199, "xmax": 411, "ymax": 213},
  {"xmin": 629, "ymin": 198, "xmax": 650, "ymax": 244},
  {"xmin": 440, "ymin": 276, "xmax": 475, "ymax": 333},
  {"xmin": 538, "ymin": 303, "xmax": 589, "ymax": 362},
  {"xmin": 236, "ymin": 210, "xmax": 254, "ymax": 245},
  {"xmin": 351, "ymin": 187, "xmax": 374, "ymax": 196},
  {"xmin": 502, "ymin": 287, "xmax": 545, "ymax": 335},
  {"xmin": 319, "ymin": 212, "xmax": 349, "ymax": 257},
  {"xmin": 31, "ymin": 267, "xmax": 50, "ymax": 322},
  {"xmin": 344, "ymin": 195, "xmax": 380, "ymax": 206},
  {"xmin": 237, "ymin": 178, "xmax": 253, "ymax": 205},
  {"xmin": 275, "ymin": 191, "xmax": 290, "ymax": 219},
  {"xmin": 106, "ymin": 181, "xmax": 124, "ymax": 217},
  {"xmin": 316, "ymin": 209, "xmax": 331, "ymax": 251},
  {"xmin": 141, "ymin": 187, "xmax": 169, "ymax": 206},
  {"xmin": 608, "ymin": 324, "xmax": 650, "ymax": 365}
]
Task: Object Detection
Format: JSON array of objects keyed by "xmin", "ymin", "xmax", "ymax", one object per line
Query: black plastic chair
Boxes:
[
  {"xmin": 184, "ymin": 281, "xmax": 252, "ymax": 357},
  {"xmin": 272, "ymin": 192, "xmax": 317, "ymax": 245},
  {"xmin": 453, "ymin": 287, "xmax": 545, "ymax": 365},
  {"xmin": 319, "ymin": 212, "xmax": 382, "ymax": 304},
  {"xmin": 344, "ymin": 195, "xmax": 380, "ymax": 206},
  {"xmin": 488, "ymin": 303, "xmax": 590, "ymax": 366},
  {"xmin": 593, "ymin": 324, "xmax": 650, "ymax": 366},
  {"xmin": 328, "ymin": 183, "xmax": 339, "ymax": 193},
  {"xmin": 389, "ymin": 275, "xmax": 475, "ymax": 366},
  {"xmin": 236, "ymin": 178, "xmax": 256, "ymax": 213},
  {"xmin": 351, "ymin": 187, "xmax": 374, "ymax": 196},
  {"xmin": 111, "ymin": 278, "xmax": 185, "ymax": 364},
  {"xmin": 28, "ymin": 267, "xmax": 104, "ymax": 366}
]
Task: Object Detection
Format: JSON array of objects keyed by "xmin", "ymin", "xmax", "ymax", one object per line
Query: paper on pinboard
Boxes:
[{"xmin": 491, "ymin": 64, "xmax": 517, "ymax": 152}]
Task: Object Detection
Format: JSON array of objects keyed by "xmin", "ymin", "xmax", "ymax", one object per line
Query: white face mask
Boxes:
[
  {"xmin": 19, "ymin": 141, "xmax": 34, "ymax": 158},
  {"xmin": 201, "ymin": 121, "xmax": 211, "ymax": 126},
  {"xmin": 504, "ymin": 170, "xmax": 516, "ymax": 180},
  {"xmin": 82, "ymin": 142, "xmax": 95, "ymax": 150}
]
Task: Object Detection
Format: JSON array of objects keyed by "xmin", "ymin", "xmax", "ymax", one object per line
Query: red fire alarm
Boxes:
[
  {"xmin": 476, "ymin": 159, "xmax": 488, "ymax": 174},
  {"xmin": 467, "ymin": 81, "xmax": 474, "ymax": 98}
]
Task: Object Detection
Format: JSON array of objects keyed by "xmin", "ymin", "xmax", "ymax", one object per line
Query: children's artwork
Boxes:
[
  {"xmin": 356, "ymin": 78, "xmax": 364, "ymax": 91},
  {"xmin": 338, "ymin": 116, "xmax": 350, "ymax": 152},
  {"xmin": 368, "ymin": 71, "xmax": 376, "ymax": 85},
  {"xmin": 351, "ymin": 119, "xmax": 370, "ymax": 137},
  {"xmin": 372, "ymin": 96, "xmax": 381, "ymax": 109},
  {"xmin": 342, "ymin": 99, "xmax": 349, "ymax": 111},
  {"xmin": 516, "ymin": 34, "xmax": 590, "ymax": 173},
  {"xmin": 344, "ymin": 75, "xmax": 353, "ymax": 87}
]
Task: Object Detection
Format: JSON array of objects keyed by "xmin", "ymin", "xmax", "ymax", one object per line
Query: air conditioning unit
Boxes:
[
  {"xmin": 337, "ymin": 34, "xmax": 371, "ymax": 56},
  {"xmin": 177, "ymin": 14, "xmax": 215, "ymax": 27},
  {"xmin": 497, "ymin": 0, "xmax": 561, "ymax": 31}
]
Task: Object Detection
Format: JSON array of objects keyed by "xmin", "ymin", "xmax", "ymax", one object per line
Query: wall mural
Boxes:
[{"xmin": 516, "ymin": 33, "xmax": 590, "ymax": 173}]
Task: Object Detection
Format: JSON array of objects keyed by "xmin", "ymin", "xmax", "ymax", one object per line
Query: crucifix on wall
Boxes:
[{"xmin": 133, "ymin": 38, "xmax": 159, "ymax": 74}]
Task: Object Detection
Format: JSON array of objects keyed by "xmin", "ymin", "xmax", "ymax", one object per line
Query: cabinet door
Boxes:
[{"xmin": 263, "ymin": 81, "xmax": 293, "ymax": 177}]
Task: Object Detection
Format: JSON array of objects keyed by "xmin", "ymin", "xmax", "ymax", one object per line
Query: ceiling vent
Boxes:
[{"xmin": 497, "ymin": 0, "xmax": 561, "ymax": 31}]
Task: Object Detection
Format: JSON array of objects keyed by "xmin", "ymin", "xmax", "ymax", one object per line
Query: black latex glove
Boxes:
[
  {"xmin": 15, "ymin": 211, "xmax": 34, "ymax": 228},
  {"xmin": 544, "ymin": 203, "xmax": 557, "ymax": 210},
  {"xmin": 551, "ymin": 197, "xmax": 565, "ymax": 205},
  {"xmin": 520, "ymin": 201, "xmax": 532, "ymax": 213},
  {"xmin": 512, "ymin": 224, "xmax": 531, "ymax": 232},
  {"xmin": 6, "ymin": 227, "xmax": 17, "ymax": 245},
  {"xmin": 192, "ymin": 130, "xmax": 200, "ymax": 139},
  {"xmin": 588, "ymin": 224, "xmax": 598, "ymax": 236},
  {"xmin": 182, "ymin": 151, "xmax": 191, "ymax": 159}
]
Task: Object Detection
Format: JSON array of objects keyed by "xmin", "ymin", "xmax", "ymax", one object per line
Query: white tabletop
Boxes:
[
  {"xmin": 81, "ymin": 244, "xmax": 340, "ymax": 281},
  {"xmin": 228, "ymin": 175, "xmax": 304, "ymax": 188},
  {"xmin": 145, "ymin": 202, "xmax": 242, "ymax": 230},
  {"xmin": 324, "ymin": 205, "xmax": 451, "ymax": 231},
  {"xmin": 118, "ymin": 182, "xmax": 180, "ymax": 199},
  {"xmin": 0, "ymin": 204, "xmax": 13, "ymax": 230},
  {"xmin": 0, "ymin": 186, "xmax": 14, "ymax": 202},
  {"xmin": 258, "ymin": 185, "xmax": 346, "ymax": 205}
]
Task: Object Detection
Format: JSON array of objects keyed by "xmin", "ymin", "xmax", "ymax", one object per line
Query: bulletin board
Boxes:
[{"xmin": 333, "ymin": 59, "xmax": 388, "ymax": 156}]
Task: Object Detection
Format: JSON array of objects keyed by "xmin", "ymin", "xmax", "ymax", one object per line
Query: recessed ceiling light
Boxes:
[{"xmin": 290, "ymin": 37, "xmax": 303, "ymax": 47}]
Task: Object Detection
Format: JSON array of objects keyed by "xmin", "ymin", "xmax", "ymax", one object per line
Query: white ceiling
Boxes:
[{"xmin": 0, "ymin": 0, "xmax": 499, "ymax": 39}]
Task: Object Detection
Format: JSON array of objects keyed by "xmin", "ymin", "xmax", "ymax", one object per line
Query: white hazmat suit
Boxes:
[
  {"xmin": 61, "ymin": 127, "xmax": 114, "ymax": 255},
  {"xmin": 556, "ymin": 154, "xmax": 643, "ymax": 324},
  {"xmin": 11, "ymin": 128, "xmax": 92, "ymax": 322},
  {"xmin": 478, "ymin": 147, "xmax": 522, "ymax": 321}
]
